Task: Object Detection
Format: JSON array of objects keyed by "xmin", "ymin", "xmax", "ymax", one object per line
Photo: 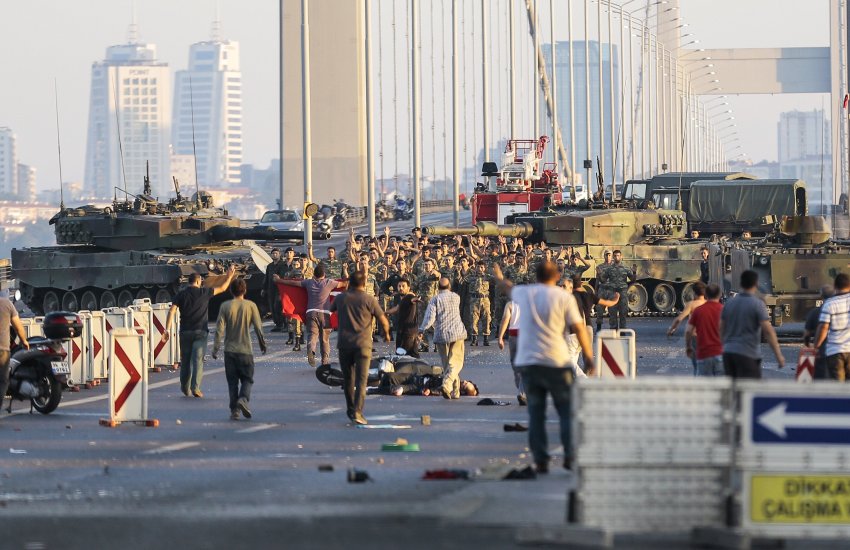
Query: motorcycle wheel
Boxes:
[
  {"xmin": 315, "ymin": 364, "xmax": 345, "ymax": 387},
  {"xmin": 31, "ymin": 375, "xmax": 63, "ymax": 414}
]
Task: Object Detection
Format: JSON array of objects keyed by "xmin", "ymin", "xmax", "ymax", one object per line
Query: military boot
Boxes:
[
  {"xmin": 293, "ymin": 340, "xmax": 302, "ymax": 352},
  {"xmin": 483, "ymin": 336, "xmax": 490, "ymax": 347},
  {"xmin": 471, "ymin": 335, "xmax": 478, "ymax": 346},
  {"xmin": 285, "ymin": 332, "xmax": 294, "ymax": 345},
  {"xmin": 299, "ymin": 334, "xmax": 306, "ymax": 345}
]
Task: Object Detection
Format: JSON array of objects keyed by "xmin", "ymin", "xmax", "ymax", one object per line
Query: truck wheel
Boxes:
[{"xmin": 651, "ymin": 283, "xmax": 676, "ymax": 312}]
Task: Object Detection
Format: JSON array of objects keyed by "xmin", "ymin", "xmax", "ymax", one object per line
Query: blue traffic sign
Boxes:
[{"xmin": 751, "ymin": 396, "xmax": 850, "ymax": 445}]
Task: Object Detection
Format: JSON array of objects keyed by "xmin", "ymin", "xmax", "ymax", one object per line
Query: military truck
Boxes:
[
  {"xmin": 621, "ymin": 172, "xmax": 756, "ymax": 204},
  {"xmin": 707, "ymin": 215, "xmax": 846, "ymax": 326},
  {"xmin": 425, "ymin": 206, "xmax": 705, "ymax": 314},
  {"xmin": 12, "ymin": 179, "xmax": 329, "ymax": 315}
]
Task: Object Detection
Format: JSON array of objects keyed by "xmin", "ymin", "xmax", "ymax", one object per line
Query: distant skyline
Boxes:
[{"xmin": 0, "ymin": 0, "xmax": 832, "ymax": 196}]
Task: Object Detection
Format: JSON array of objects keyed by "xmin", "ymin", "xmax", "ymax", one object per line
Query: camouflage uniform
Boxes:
[
  {"xmin": 415, "ymin": 271, "xmax": 440, "ymax": 345},
  {"xmin": 594, "ymin": 261, "xmax": 613, "ymax": 330},
  {"xmin": 466, "ymin": 272, "xmax": 491, "ymax": 342},
  {"xmin": 321, "ymin": 258, "xmax": 343, "ymax": 279},
  {"xmin": 285, "ymin": 265, "xmax": 305, "ymax": 346},
  {"xmin": 600, "ymin": 262, "xmax": 635, "ymax": 329},
  {"xmin": 455, "ymin": 267, "xmax": 473, "ymax": 335}
]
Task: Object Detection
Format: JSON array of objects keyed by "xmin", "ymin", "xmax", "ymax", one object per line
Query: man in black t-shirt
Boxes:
[{"xmin": 164, "ymin": 266, "xmax": 236, "ymax": 397}]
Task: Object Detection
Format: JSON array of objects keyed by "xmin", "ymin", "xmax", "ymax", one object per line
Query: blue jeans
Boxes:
[
  {"xmin": 224, "ymin": 352, "xmax": 254, "ymax": 411},
  {"xmin": 696, "ymin": 355, "xmax": 724, "ymax": 377},
  {"xmin": 179, "ymin": 330, "xmax": 208, "ymax": 393},
  {"xmin": 522, "ymin": 365, "xmax": 575, "ymax": 466}
]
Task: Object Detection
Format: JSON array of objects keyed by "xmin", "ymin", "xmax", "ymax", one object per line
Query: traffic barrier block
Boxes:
[
  {"xmin": 100, "ymin": 327, "xmax": 157, "ymax": 427},
  {"xmin": 151, "ymin": 302, "xmax": 178, "ymax": 370},
  {"xmin": 19, "ymin": 317, "xmax": 44, "ymax": 339},
  {"xmin": 794, "ymin": 348, "xmax": 816, "ymax": 383},
  {"xmin": 83, "ymin": 310, "xmax": 108, "ymax": 384},
  {"xmin": 594, "ymin": 329, "xmax": 636, "ymax": 378},
  {"xmin": 130, "ymin": 299, "xmax": 158, "ymax": 372},
  {"xmin": 63, "ymin": 313, "xmax": 90, "ymax": 388}
]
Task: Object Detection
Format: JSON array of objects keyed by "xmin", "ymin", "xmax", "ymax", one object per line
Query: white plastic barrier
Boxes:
[
  {"xmin": 63, "ymin": 314, "xmax": 89, "ymax": 387},
  {"xmin": 571, "ymin": 377, "xmax": 733, "ymax": 533},
  {"xmin": 85, "ymin": 310, "xmax": 108, "ymax": 381},
  {"xmin": 103, "ymin": 307, "xmax": 132, "ymax": 334},
  {"xmin": 150, "ymin": 303, "xmax": 178, "ymax": 369},
  {"xmin": 130, "ymin": 299, "xmax": 157, "ymax": 372},
  {"xmin": 19, "ymin": 317, "xmax": 44, "ymax": 339},
  {"xmin": 593, "ymin": 329, "xmax": 636, "ymax": 378},
  {"xmin": 794, "ymin": 348, "xmax": 816, "ymax": 383},
  {"xmin": 100, "ymin": 327, "xmax": 157, "ymax": 427}
]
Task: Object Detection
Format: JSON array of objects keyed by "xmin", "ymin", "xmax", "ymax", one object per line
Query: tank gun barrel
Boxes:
[
  {"xmin": 423, "ymin": 221, "xmax": 535, "ymax": 238},
  {"xmin": 209, "ymin": 226, "xmax": 331, "ymax": 242}
]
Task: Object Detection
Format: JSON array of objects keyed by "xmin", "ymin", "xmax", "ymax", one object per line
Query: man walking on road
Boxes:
[
  {"xmin": 1, "ymin": 292, "xmax": 29, "ymax": 413},
  {"xmin": 720, "ymin": 270, "xmax": 785, "ymax": 378},
  {"xmin": 686, "ymin": 284, "xmax": 724, "ymax": 376},
  {"xmin": 330, "ymin": 271, "xmax": 390, "ymax": 425},
  {"xmin": 212, "ymin": 278, "xmax": 267, "ymax": 420},
  {"xmin": 815, "ymin": 273, "xmax": 850, "ymax": 381},
  {"xmin": 419, "ymin": 277, "xmax": 468, "ymax": 399},
  {"xmin": 164, "ymin": 266, "xmax": 236, "ymax": 398},
  {"xmin": 278, "ymin": 264, "xmax": 346, "ymax": 367},
  {"xmin": 493, "ymin": 262, "xmax": 593, "ymax": 474}
]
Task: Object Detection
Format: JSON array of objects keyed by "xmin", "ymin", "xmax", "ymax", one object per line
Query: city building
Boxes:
[
  {"xmin": 16, "ymin": 164, "xmax": 36, "ymax": 203},
  {"xmin": 0, "ymin": 127, "xmax": 18, "ymax": 197},
  {"xmin": 777, "ymin": 109, "xmax": 832, "ymax": 211},
  {"xmin": 83, "ymin": 23, "xmax": 171, "ymax": 198},
  {"xmin": 543, "ymin": 40, "xmax": 620, "ymax": 178},
  {"xmin": 172, "ymin": 22, "xmax": 242, "ymax": 188}
]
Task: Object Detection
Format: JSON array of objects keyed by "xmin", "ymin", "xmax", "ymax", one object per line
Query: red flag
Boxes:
[
  {"xmin": 276, "ymin": 280, "xmax": 342, "ymax": 329},
  {"xmin": 844, "ymin": 94, "xmax": 849, "ymax": 109}
]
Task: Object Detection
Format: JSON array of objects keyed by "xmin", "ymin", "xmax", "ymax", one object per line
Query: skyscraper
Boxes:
[
  {"xmin": 0, "ymin": 127, "xmax": 18, "ymax": 197},
  {"xmin": 16, "ymin": 164, "xmax": 36, "ymax": 202},
  {"xmin": 777, "ymin": 109, "xmax": 830, "ymax": 163},
  {"xmin": 172, "ymin": 22, "xmax": 242, "ymax": 189},
  {"xmin": 83, "ymin": 24, "xmax": 171, "ymax": 198}
]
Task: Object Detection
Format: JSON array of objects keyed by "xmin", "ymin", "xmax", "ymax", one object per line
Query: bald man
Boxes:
[{"xmin": 419, "ymin": 277, "xmax": 468, "ymax": 399}]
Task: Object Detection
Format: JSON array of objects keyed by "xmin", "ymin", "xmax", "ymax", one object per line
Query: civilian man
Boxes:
[
  {"xmin": 815, "ymin": 273, "xmax": 850, "ymax": 381},
  {"xmin": 1, "ymin": 292, "xmax": 29, "ymax": 412},
  {"xmin": 419, "ymin": 277, "xmax": 468, "ymax": 399},
  {"xmin": 686, "ymin": 284, "xmax": 724, "ymax": 376},
  {"xmin": 804, "ymin": 285, "xmax": 834, "ymax": 379}
]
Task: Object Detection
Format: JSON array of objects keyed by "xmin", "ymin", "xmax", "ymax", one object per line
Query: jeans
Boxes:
[
  {"xmin": 827, "ymin": 352, "xmax": 850, "ymax": 381},
  {"xmin": 722, "ymin": 352, "xmax": 762, "ymax": 379},
  {"xmin": 179, "ymin": 330, "xmax": 208, "ymax": 392},
  {"xmin": 522, "ymin": 365, "xmax": 575, "ymax": 467},
  {"xmin": 396, "ymin": 330, "xmax": 420, "ymax": 358},
  {"xmin": 306, "ymin": 311, "xmax": 331, "ymax": 364},
  {"xmin": 224, "ymin": 352, "xmax": 254, "ymax": 411},
  {"xmin": 695, "ymin": 355, "xmax": 724, "ymax": 377},
  {"xmin": 507, "ymin": 336, "xmax": 525, "ymax": 399},
  {"xmin": 339, "ymin": 346, "xmax": 371, "ymax": 417},
  {"xmin": 0, "ymin": 350, "xmax": 9, "ymax": 405}
]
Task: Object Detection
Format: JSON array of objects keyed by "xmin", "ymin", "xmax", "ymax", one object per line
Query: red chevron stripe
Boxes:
[{"xmin": 113, "ymin": 339, "xmax": 141, "ymax": 414}]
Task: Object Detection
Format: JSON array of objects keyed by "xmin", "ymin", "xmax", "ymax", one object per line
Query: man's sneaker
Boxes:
[
  {"xmin": 307, "ymin": 350, "xmax": 316, "ymax": 367},
  {"xmin": 236, "ymin": 397, "xmax": 252, "ymax": 419},
  {"xmin": 483, "ymin": 336, "xmax": 490, "ymax": 347},
  {"xmin": 440, "ymin": 387, "xmax": 451, "ymax": 400},
  {"xmin": 230, "ymin": 410, "xmax": 239, "ymax": 421},
  {"xmin": 192, "ymin": 390, "xmax": 204, "ymax": 398},
  {"xmin": 353, "ymin": 414, "xmax": 368, "ymax": 425},
  {"xmin": 181, "ymin": 387, "xmax": 190, "ymax": 397}
]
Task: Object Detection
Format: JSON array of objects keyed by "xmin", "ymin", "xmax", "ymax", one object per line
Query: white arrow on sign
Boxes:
[{"xmin": 758, "ymin": 401, "xmax": 850, "ymax": 438}]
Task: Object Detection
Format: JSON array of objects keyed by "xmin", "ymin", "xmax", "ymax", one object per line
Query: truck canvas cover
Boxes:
[{"xmin": 688, "ymin": 179, "xmax": 806, "ymax": 223}]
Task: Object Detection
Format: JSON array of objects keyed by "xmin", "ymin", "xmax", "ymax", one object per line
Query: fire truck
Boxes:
[{"xmin": 471, "ymin": 136, "xmax": 564, "ymax": 224}]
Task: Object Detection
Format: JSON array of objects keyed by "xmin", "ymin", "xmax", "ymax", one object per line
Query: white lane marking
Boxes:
[
  {"xmin": 143, "ymin": 441, "xmax": 199, "ymax": 455},
  {"xmin": 236, "ymin": 423, "xmax": 279, "ymax": 434},
  {"xmin": 656, "ymin": 366, "xmax": 670, "ymax": 374},
  {"xmin": 306, "ymin": 406, "xmax": 342, "ymax": 417}
]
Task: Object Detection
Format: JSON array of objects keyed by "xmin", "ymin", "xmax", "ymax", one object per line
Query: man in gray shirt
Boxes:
[
  {"xmin": 330, "ymin": 271, "xmax": 390, "ymax": 425},
  {"xmin": 1, "ymin": 294, "xmax": 29, "ymax": 411},
  {"xmin": 720, "ymin": 270, "xmax": 785, "ymax": 378}
]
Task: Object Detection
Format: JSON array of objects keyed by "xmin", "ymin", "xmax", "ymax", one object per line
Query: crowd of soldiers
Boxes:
[{"xmin": 262, "ymin": 226, "xmax": 639, "ymax": 353}]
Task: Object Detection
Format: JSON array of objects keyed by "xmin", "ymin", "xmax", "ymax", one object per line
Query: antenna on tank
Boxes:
[
  {"xmin": 54, "ymin": 78, "xmax": 65, "ymax": 211},
  {"xmin": 189, "ymin": 75, "xmax": 201, "ymax": 211}
]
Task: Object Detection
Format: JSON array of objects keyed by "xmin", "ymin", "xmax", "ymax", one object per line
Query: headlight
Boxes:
[{"xmin": 293, "ymin": 221, "xmax": 304, "ymax": 231}]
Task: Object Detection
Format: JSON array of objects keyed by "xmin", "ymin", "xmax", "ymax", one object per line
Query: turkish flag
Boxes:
[{"xmin": 276, "ymin": 280, "xmax": 342, "ymax": 329}]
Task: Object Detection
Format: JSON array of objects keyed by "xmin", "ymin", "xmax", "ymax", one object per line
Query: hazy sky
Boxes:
[{"xmin": 0, "ymin": 0, "xmax": 832, "ymax": 194}]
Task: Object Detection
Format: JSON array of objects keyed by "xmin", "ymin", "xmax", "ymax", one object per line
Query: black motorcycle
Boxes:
[
  {"xmin": 332, "ymin": 199, "xmax": 350, "ymax": 230},
  {"xmin": 393, "ymin": 198, "xmax": 413, "ymax": 221},
  {"xmin": 7, "ymin": 311, "xmax": 80, "ymax": 414}
]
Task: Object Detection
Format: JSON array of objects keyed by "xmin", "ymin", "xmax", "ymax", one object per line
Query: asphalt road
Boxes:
[{"xmin": 0, "ymin": 316, "xmax": 804, "ymax": 549}]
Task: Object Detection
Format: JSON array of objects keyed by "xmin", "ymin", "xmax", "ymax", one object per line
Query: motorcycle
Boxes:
[
  {"xmin": 375, "ymin": 199, "xmax": 393, "ymax": 222},
  {"xmin": 315, "ymin": 348, "xmax": 434, "ymax": 388},
  {"xmin": 332, "ymin": 199, "xmax": 350, "ymax": 230},
  {"xmin": 7, "ymin": 311, "xmax": 80, "ymax": 414},
  {"xmin": 393, "ymin": 198, "xmax": 413, "ymax": 221}
]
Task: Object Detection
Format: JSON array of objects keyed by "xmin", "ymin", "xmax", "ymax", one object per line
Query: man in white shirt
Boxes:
[
  {"xmin": 493, "ymin": 261, "xmax": 593, "ymax": 474},
  {"xmin": 815, "ymin": 273, "xmax": 850, "ymax": 381}
]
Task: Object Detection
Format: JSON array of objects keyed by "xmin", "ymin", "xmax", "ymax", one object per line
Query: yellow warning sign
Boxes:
[{"xmin": 750, "ymin": 475, "xmax": 850, "ymax": 524}]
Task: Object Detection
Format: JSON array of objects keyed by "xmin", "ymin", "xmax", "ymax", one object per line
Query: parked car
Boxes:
[{"xmin": 256, "ymin": 209, "xmax": 304, "ymax": 232}]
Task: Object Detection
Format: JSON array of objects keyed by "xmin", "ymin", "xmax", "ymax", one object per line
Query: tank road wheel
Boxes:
[
  {"xmin": 136, "ymin": 288, "xmax": 152, "ymax": 302},
  {"xmin": 154, "ymin": 288, "xmax": 172, "ymax": 304},
  {"xmin": 99, "ymin": 290, "xmax": 117, "ymax": 310},
  {"xmin": 80, "ymin": 290, "xmax": 98, "ymax": 311},
  {"xmin": 679, "ymin": 282, "xmax": 697, "ymax": 308},
  {"xmin": 117, "ymin": 289, "xmax": 134, "ymax": 307},
  {"xmin": 651, "ymin": 283, "xmax": 676, "ymax": 313},
  {"xmin": 61, "ymin": 291, "xmax": 79, "ymax": 312},
  {"xmin": 42, "ymin": 291, "xmax": 60, "ymax": 314},
  {"xmin": 626, "ymin": 283, "xmax": 649, "ymax": 313}
]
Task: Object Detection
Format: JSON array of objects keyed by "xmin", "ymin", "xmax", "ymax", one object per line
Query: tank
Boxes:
[
  {"xmin": 12, "ymin": 176, "xmax": 330, "ymax": 314},
  {"xmin": 708, "ymin": 215, "xmax": 848, "ymax": 326},
  {"xmin": 425, "ymin": 206, "xmax": 705, "ymax": 314}
]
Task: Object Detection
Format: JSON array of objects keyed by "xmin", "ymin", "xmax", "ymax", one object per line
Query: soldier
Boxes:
[
  {"xmin": 494, "ymin": 251, "xmax": 523, "ymax": 334},
  {"xmin": 310, "ymin": 246, "xmax": 343, "ymax": 280},
  {"xmin": 562, "ymin": 247, "xmax": 590, "ymax": 281},
  {"xmin": 262, "ymin": 248, "xmax": 287, "ymax": 332},
  {"xmin": 594, "ymin": 249, "xmax": 614, "ymax": 332},
  {"xmin": 599, "ymin": 250, "xmax": 636, "ymax": 329},
  {"xmin": 279, "ymin": 256, "xmax": 306, "ymax": 350},
  {"xmin": 455, "ymin": 256, "xmax": 473, "ymax": 336},
  {"xmin": 414, "ymin": 258, "xmax": 441, "ymax": 351},
  {"xmin": 467, "ymin": 261, "xmax": 492, "ymax": 346},
  {"xmin": 299, "ymin": 252, "xmax": 314, "ymax": 281}
]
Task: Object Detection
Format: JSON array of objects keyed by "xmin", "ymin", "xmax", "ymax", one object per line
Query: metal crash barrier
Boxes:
[{"xmin": 570, "ymin": 377, "xmax": 850, "ymax": 542}]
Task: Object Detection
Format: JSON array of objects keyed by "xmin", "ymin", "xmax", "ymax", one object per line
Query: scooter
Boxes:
[
  {"xmin": 7, "ymin": 311, "xmax": 80, "ymax": 414},
  {"xmin": 315, "ymin": 348, "xmax": 432, "ymax": 388},
  {"xmin": 393, "ymin": 198, "xmax": 413, "ymax": 221}
]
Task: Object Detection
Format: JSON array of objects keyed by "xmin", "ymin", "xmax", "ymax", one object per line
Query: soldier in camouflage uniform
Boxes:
[
  {"xmin": 467, "ymin": 262, "xmax": 492, "ymax": 346},
  {"xmin": 494, "ymin": 251, "xmax": 523, "ymax": 334},
  {"xmin": 599, "ymin": 249, "xmax": 636, "ymax": 329},
  {"xmin": 594, "ymin": 249, "xmax": 614, "ymax": 331},
  {"xmin": 562, "ymin": 247, "xmax": 590, "ymax": 283},
  {"xmin": 262, "ymin": 248, "xmax": 288, "ymax": 332},
  {"xmin": 455, "ymin": 256, "xmax": 473, "ymax": 336},
  {"xmin": 313, "ymin": 246, "xmax": 343, "ymax": 280},
  {"xmin": 283, "ymin": 256, "xmax": 306, "ymax": 350},
  {"xmin": 414, "ymin": 258, "xmax": 441, "ymax": 350}
]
